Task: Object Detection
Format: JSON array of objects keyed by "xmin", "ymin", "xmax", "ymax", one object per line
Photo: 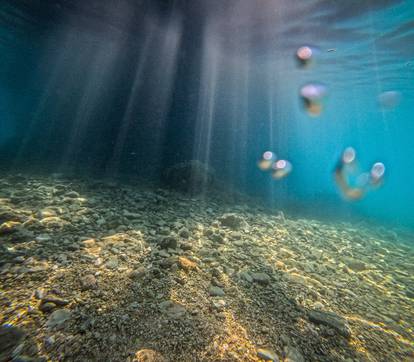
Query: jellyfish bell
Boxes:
[
  {"xmin": 257, "ymin": 151, "xmax": 276, "ymax": 171},
  {"xmin": 378, "ymin": 91, "xmax": 401, "ymax": 109},
  {"xmin": 370, "ymin": 162, "xmax": 385, "ymax": 186},
  {"xmin": 295, "ymin": 46, "xmax": 315, "ymax": 68},
  {"xmin": 271, "ymin": 159, "xmax": 292, "ymax": 180},
  {"xmin": 342, "ymin": 147, "xmax": 356, "ymax": 164},
  {"xmin": 300, "ymin": 83, "xmax": 328, "ymax": 117}
]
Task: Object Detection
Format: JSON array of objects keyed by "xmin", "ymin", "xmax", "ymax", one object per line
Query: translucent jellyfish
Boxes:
[
  {"xmin": 378, "ymin": 91, "xmax": 401, "ymax": 109},
  {"xmin": 257, "ymin": 151, "xmax": 276, "ymax": 171},
  {"xmin": 370, "ymin": 162, "xmax": 385, "ymax": 186},
  {"xmin": 342, "ymin": 147, "xmax": 356, "ymax": 164},
  {"xmin": 271, "ymin": 159, "xmax": 292, "ymax": 180},
  {"xmin": 295, "ymin": 46, "xmax": 314, "ymax": 68},
  {"xmin": 300, "ymin": 83, "xmax": 328, "ymax": 117}
]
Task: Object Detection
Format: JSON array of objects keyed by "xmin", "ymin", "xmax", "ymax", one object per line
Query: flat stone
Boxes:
[
  {"xmin": 105, "ymin": 257, "xmax": 119, "ymax": 269},
  {"xmin": 239, "ymin": 271, "xmax": 253, "ymax": 283},
  {"xmin": 178, "ymin": 256, "xmax": 197, "ymax": 271},
  {"xmin": 133, "ymin": 349, "xmax": 166, "ymax": 362},
  {"xmin": 257, "ymin": 348, "xmax": 279, "ymax": 361},
  {"xmin": 46, "ymin": 309, "xmax": 71, "ymax": 329},
  {"xmin": 159, "ymin": 301, "xmax": 186, "ymax": 319},
  {"xmin": 80, "ymin": 274, "xmax": 97, "ymax": 290},
  {"xmin": 251, "ymin": 272, "xmax": 271, "ymax": 285},
  {"xmin": 308, "ymin": 310, "xmax": 351, "ymax": 338},
  {"xmin": 284, "ymin": 346, "xmax": 304, "ymax": 362},
  {"xmin": 209, "ymin": 286, "xmax": 225, "ymax": 296}
]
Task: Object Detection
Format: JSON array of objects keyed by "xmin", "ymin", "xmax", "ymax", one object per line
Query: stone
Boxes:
[
  {"xmin": 65, "ymin": 191, "xmax": 80, "ymax": 198},
  {"xmin": 251, "ymin": 272, "xmax": 271, "ymax": 285},
  {"xmin": 0, "ymin": 325, "xmax": 25, "ymax": 362},
  {"xmin": 130, "ymin": 267, "xmax": 146, "ymax": 279},
  {"xmin": 105, "ymin": 257, "xmax": 119, "ymax": 269},
  {"xmin": 343, "ymin": 258, "xmax": 367, "ymax": 272},
  {"xmin": 284, "ymin": 346, "xmax": 304, "ymax": 362},
  {"xmin": 239, "ymin": 271, "xmax": 253, "ymax": 283},
  {"xmin": 158, "ymin": 236, "xmax": 177, "ymax": 250},
  {"xmin": 212, "ymin": 299, "xmax": 226, "ymax": 310},
  {"xmin": 209, "ymin": 286, "xmax": 225, "ymax": 296},
  {"xmin": 218, "ymin": 213, "xmax": 246, "ymax": 230},
  {"xmin": 0, "ymin": 221, "xmax": 21, "ymax": 235},
  {"xmin": 46, "ymin": 309, "xmax": 71, "ymax": 329},
  {"xmin": 178, "ymin": 256, "xmax": 197, "ymax": 271},
  {"xmin": 82, "ymin": 239, "xmax": 96, "ymax": 248},
  {"xmin": 159, "ymin": 301, "xmax": 186, "ymax": 319},
  {"xmin": 133, "ymin": 349, "xmax": 166, "ymax": 362},
  {"xmin": 39, "ymin": 302, "xmax": 56, "ymax": 313},
  {"xmin": 308, "ymin": 310, "xmax": 351, "ymax": 338},
  {"xmin": 257, "ymin": 348, "xmax": 279, "ymax": 361},
  {"xmin": 80, "ymin": 274, "xmax": 97, "ymax": 290}
]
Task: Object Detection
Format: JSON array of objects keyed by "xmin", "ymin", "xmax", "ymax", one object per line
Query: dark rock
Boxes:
[
  {"xmin": 218, "ymin": 213, "xmax": 247, "ymax": 230},
  {"xmin": 158, "ymin": 236, "xmax": 177, "ymax": 250},
  {"xmin": 0, "ymin": 325, "xmax": 25, "ymax": 362},
  {"xmin": 162, "ymin": 160, "xmax": 215, "ymax": 194},
  {"xmin": 308, "ymin": 310, "xmax": 351, "ymax": 338}
]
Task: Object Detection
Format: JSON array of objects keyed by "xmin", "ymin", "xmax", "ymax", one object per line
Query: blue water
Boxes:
[{"xmin": 0, "ymin": 0, "xmax": 413, "ymax": 228}]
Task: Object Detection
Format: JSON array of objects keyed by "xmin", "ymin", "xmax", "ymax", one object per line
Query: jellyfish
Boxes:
[
  {"xmin": 271, "ymin": 159, "xmax": 292, "ymax": 180},
  {"xmin": 300, "ymin": 83, "xmax": 328, "ymax": 117},
  {"xmin": 295, "ymin": 46, "xmax": 314, "ymax": 68},
  {"xmin": 378, "ymin": 91, "xmax": 401, "ymax": 109},
  {"xmin": 257, "ymin": 151, "xmax": 276, "ymax": 171}
]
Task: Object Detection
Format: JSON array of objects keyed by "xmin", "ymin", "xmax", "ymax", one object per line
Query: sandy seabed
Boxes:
[{"xmin": 0, "ymin": 174, "xmax": 413, "ymax": 362}]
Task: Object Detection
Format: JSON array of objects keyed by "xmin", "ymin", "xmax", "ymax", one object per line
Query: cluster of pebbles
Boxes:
[{"xmin": 0, "ymin": 174, "xmax": 413, "ymax": 362}]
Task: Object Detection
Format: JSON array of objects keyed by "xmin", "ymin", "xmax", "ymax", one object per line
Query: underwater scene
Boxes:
[{"xmin": 0, "ymin": 1, "xmax": 413, "ymax": 361}]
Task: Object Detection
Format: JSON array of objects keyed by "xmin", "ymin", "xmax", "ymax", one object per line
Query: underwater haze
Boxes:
[
  {"xmin": 0, "ymin": 0, "xmax": 413, "ymax": 228},
  {"xmin": 0, "ymin": 1, "xmax": 414, "ymax": 362}
]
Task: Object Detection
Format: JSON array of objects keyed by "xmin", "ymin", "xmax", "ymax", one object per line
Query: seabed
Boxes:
[{"xmin": 0, "ymin": 174, "xmax": 413, "ymax": 362}]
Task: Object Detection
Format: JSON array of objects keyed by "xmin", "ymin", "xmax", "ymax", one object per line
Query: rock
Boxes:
[
  {"xmin": 133, "ymin": 348, "xmax": 166, "ymax": 362},
  {"xmin": 218, "ymin": 213, "xmax": 246, "ymax": 230},
  {"xmin": 284, "ymin": 345, "xmax": 304, "ymax": 362},
  {"xmin": 251, "ymin": 272, "xmax": 271, "ymax": 285},
  {"xmin": 80, "ymin": 274, "xmax": 97, "ymax": 290},
  {"xmin": 178, "ymin": 228, "xmax": 190, "ymax": 238},
  {"xmin": 212, "ymin": 299, "xmax": 226, "ymax": 310},
  {"xmin": 65, "ymin": 191, "xmax": 80, "ymax": 198},
  {"xmin": 46, "ymin": 309, "xmax": 71, "ymax": 329},
  {"xmin": 257, "ymin": 348, "xmax": 279, "ymax": 361},
  {"xmin": 130, "ymin": 266, "xmax": 146, "ymax": 279},
  {"xmin": 178, "ymin": 256, "xmax": 197, "ymax": 271},
  {"xmin": 0, "ymin": 325, "xmax": 25, "ymax": 362},
  {"xmin": 158, "ymin": 236, "xmax": 178, "ymax": 250},
  {"xmin": 159, "ymin": 301, "xmax": 186, "ymax": 319},
  {"xmin": 105, "ymin": 257, "xmax": 119, "ymax": 269},
  {"xmin": 209, "ymin": 286, "xmax": 225, "ymax": 296},
  {"xmin": 82, "ymin": 239, "xmax": 96, "ymax": 248},
  {"xmin": 343, "ymin": 258, "xmax": 367, "ymax": 272},
  {"xmin": 239, "ymin": 271, "xmax": 253, "ymax": 283},
  {"xmin": 161, "ymin": 160, "xmax": 215, "ymax": 194},
  {"xmin": 39, "ymin": 302, "xmax": 56, "ymax": 313},
  {"xmin": 0, "ymin": 221, "xmax": 21, "ymax": 235},
  {"xmin": 308, "ymin": 310, "xmax": 351, "ymax": 338},
  {"xmin": 405, "ymin": 289, "xmax": 414, "ymax": 299}
]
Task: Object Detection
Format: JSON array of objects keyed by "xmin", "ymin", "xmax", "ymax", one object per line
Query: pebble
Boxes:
[
  {"xmin": 308, "ymin": 310, "xmax": 351, "ymax": 338},
  {"xmin": 209, "ymin": 286, "xmax": 225, "ymax": 296},
  {"xmin": 46, "ymin": 309, "xmax": 71, "ymax": 329},
  {"xmin": 159, "ymin": 301, "xmax": 186, "ymax": 319},
  {"xmin": 257, "ymin": 348, "xmax": 279, "ymax": 361},
  {"xmin": 252, "ymin": 272, "xmax": 271, "ymax": 285},
  {"xmin": 80, "ymin": 274, "xmax": 97, "ymax": 290},
  {"xmin": 105, "ymin": 257, "xmax": 119, "ymax": 269},
  {"xmin": 178, "ymin": 256, "xmax": 197, "ymax": 271}
]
